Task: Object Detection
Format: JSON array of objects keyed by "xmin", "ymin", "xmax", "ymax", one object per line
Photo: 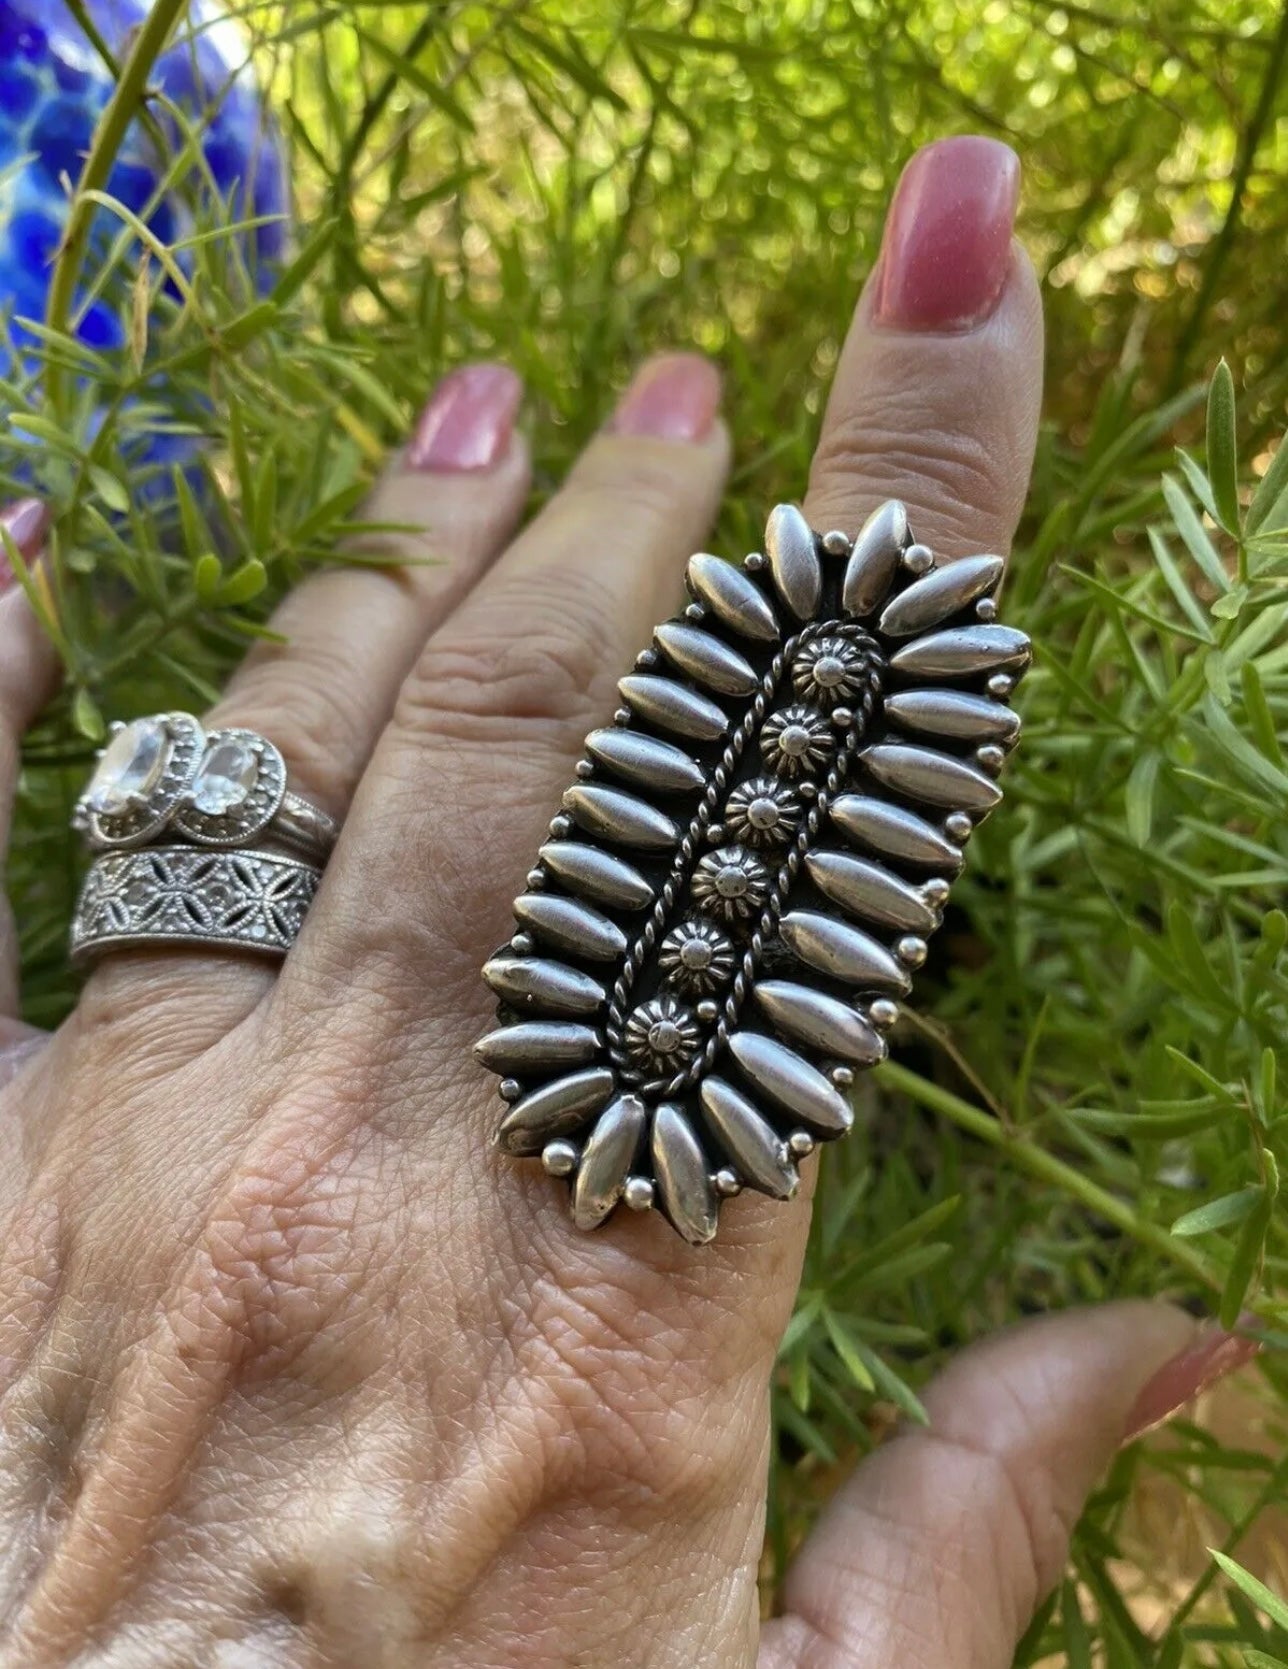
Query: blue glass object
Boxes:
[{"xmin": 0, "ymin": 0, "xmax": 289, "ymax": 455}]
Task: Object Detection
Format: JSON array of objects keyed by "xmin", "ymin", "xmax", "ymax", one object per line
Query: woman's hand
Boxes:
[{"xmin": 0, "ymin": 137, "xmax": 1243, "ymax": 1668}]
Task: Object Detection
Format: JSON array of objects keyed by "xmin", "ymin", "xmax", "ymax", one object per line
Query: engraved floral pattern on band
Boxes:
[{"xmin": 70, "ymin": 846, "xmax": 320, "ymax": 961}]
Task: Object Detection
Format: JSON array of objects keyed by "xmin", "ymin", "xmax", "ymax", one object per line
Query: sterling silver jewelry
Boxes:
[
  {"xmin": 70, "ymin": 845, "xmax": 320, "ymax": 963},
  {"xmin": 73, "ymin": 713, "xmax": 337, "ymax": 862},
  {"xmin": 476, "ymin": 501, "xmax": 1031, "ymax": 1244}
]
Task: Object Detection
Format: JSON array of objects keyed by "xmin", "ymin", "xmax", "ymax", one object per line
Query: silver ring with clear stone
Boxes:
[
  {"xmin": 69, "ymin": 845, "xmax": 321, "ymax": 964},
  {"xmin": 72, "ymin": 712, "xmax": 338, "ymax": 863}
]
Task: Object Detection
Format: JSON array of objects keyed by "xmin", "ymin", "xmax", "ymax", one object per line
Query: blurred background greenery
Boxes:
[{"xmin": 3, "ymin": 1, "xmax": 1287, "ymax": 1661}]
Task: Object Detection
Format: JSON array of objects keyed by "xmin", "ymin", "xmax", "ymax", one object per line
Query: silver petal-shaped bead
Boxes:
[
  {"xmin": 482, "ymin": 955, "xmax": 606, "ymax": 1017},
  {"xmin": 764, "ymin": 503, "xmax": 823, "ymax": 620},
  {"xmin": 561, "ymin": 784, "xmax": 680, "ymax": 849},
  {"xmin": 861, "ymin": 743, "xmax": 1003, "ymax": 813},
  {"xmin": 585, "ymin": 728, "xmax": 706, "ymax": 794},
  {"xmin": 753, "ymin": 980, "xmax": 886, "ymax": 1067},
  {"xmin": 496, "ymin": 1068, "xmax": 616, "ymax": 1156},
  {"xmin": 654, "ymin": 622, "xmax": 759, "ymax": 696},
  {"xmin": 878, "ymin": 554, "xmax": 1004, "ymax": 637},
  {"xmin": 728, "ymin": 1030, "xmax": 853, "ymax": 1134},
  {"xmin": 843, "ymin": 500, "xmax": 908, "ymax": 617},
  {"xmin": 805, "ymin": 849, "xmax": 940, "ymax": 934},
  {"xmin": 828, "ymin": 795, "xmax": 964, "ymax": 870},
  {"xmin": 686, "ymin": 553, "xmax": 780, "ymax": 641},
  {"xmin": 538, "ymin": 841, "xmax": 655, "ymax": 910},
  {"xmin": 778, "ymin": 910, "xmax": 911, "ymax": 993},
  {"xmin": 700, "ymin": 1077, "xmax": 798, "ymax": 1199},
  {"xmin": 513, "ymin": 893, "xmax": 628, "ymax": 962},
  {"xmin": 652, "ymin": 1103, "xmax": 718, "ymax": 1244},
  {"xmin": 889, "ymin": 625, "xmax": 1031, "ymax": 678},
  {"xmin": 474, "ymin": 1021, "xmax": 602, "ymax": 1073},
  {"xmin": 617, "ymin": 675, "xmax": 729, "ymax": 741},
  {"xmin": 885, "ymin": 688, "xmax": 1021, "ymax": 743},
  {"xmin": 572, "ymin": 1094, "xmax": 646, "ymax": 1229}
]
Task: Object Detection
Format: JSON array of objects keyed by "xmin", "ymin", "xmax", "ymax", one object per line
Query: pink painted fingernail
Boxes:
[
  {"xmin": 874, "ymin": 136, "xmax": 1020, "ymax": 332},
  {"xmin": 407, "ymin": 363, "xmax": 523, "ymax": 473},
  {"xmin": 0, "ymin": 498, "xmax": 49, "ymax": 591},
  {"xmin": 608, "ymin": 353, "xmax": 722, "ymax": 443},
  {"xmin": 1123, "ymin": 1318, "xmax": 1262, "ymax": 1442}
]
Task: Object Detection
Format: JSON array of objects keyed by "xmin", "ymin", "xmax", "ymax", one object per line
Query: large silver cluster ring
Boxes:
[
  {"xmin": 72, "ymin": 712, "xmax": 338, "ymax": 863},
  {"xmin": 70, "ymin": 846, "xmax": 321, "ymax": 964}
]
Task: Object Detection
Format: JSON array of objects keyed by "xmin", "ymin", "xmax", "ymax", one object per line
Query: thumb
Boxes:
[{"xmin": 758, "ymin": 1303, "xmax": 1261, "ymax": 1669}]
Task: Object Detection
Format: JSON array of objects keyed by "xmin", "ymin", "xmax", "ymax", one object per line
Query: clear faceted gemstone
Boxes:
[
  {"xmin": 86, "ymin": 718, "xmax": 170, "ymax": 815},
  {"xmin": 191, "ymin": 738, "xmax": 259, "ymax": 815}
]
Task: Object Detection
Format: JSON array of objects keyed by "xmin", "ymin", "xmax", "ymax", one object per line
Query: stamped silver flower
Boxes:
[
  {"xmin": 792, "ymin": 636, "xmax": 868, "ymax": 707},
  {"xmin": 623, "ymin": 994, "xmax": 702, "ymax": 1076},
  {"xmin": 691, "ymin": 844, "xmax": 771, "ymax": 923},
  {"xmin": 723, "ymin": 775, "xmax": 802, "ymax": 850},
  {"xmin": 659, "ymin": 917, "xmax": 738, "ymax": 995},
  {"xmin": 759, "ymin": 704, "xmax": 835, "ymax": 779}
]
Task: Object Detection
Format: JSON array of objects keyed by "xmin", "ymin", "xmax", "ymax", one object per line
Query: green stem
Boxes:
[
  {"xmin": 876, "ymin": 1061, "xmax": 1221, "ymax": 1293},
  {"xmin": 43, "ymin": 0, "xmax": 189, "ymax": 422},
  {"xmin": 1166, "ymin": 0, "xmax": 1288, "ymax": 392}
]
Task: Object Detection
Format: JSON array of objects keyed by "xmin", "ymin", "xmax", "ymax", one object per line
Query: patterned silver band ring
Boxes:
[
  {"xmin": 73, "ymin": 712, "xmax": 339, "ymax": 863},
  {"xmin": 70, "ymin": 845, "xmax": 321, "ymax": 964}
]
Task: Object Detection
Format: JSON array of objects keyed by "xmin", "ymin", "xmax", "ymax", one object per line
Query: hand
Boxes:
[{"xmin": 0, "ymin": 137, "xmax": 1245, "ymax": 1668}]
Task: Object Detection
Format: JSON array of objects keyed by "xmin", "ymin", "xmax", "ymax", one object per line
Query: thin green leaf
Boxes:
[
  {"xmin": 1205, "ymin": 359, "xmax": 1241, "ymax": 534},
  {"xmin": 1172, "ymin": 1188, "xmax": 1262, "ymax": 1238},
  {"xmin": 1219, "ymin": 1189, "xmax": 1273, "ymax": 1328},
  {"xmin": 1211, "ymin": 1551, "xmax": 1288, "ymax": 1632},
  {"xmin": 1163, "ymin": 473, "xmax": 1230, "ymax": 592}
]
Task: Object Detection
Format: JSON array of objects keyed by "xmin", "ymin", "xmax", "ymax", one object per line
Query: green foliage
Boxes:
[{"xmin": 3, "ymin": 2, "xmax": 1286, "ymax": 1661}]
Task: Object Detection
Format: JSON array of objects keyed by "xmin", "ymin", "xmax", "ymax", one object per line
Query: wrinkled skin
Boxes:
[{"xmin": 0, "ymin": 139, "xmax": 1201, "ymax": 1668}]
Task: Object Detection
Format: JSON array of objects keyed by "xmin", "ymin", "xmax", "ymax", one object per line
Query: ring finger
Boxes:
[{"xmin": 75, "ymin": 365, "xmax": 531, "ymax": 1025}]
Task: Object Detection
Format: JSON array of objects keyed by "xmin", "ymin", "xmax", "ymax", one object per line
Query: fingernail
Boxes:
[
  {"xmin": 1123, "ymin": 1318, "xmax": 1262, "ymax": 1442},
  {"xmin": 874, "ymin": 136, "xmax": 1020, "ymax": 332},
  {"xmin": 608, "ymin": 352, "xmax": 722, "ymax": 443},
  {"xmin": 406, "ymin": 363, "xmax": 523, "ymax": 473},
  {"xmin": 0, "ymin": 497, "xmax": 49, "ymax": 591}
]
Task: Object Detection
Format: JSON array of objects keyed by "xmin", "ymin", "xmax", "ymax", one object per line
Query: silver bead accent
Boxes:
[
  {"xmin": 510, "ymin": 932, "xmax": 535, "ymax": 954},
  {"xmin": 542, "ymin": 1140, "xmax": 579, "ymax": 1177},
  {"xmin": 902, "ymin": 542, "xmax": 934, "ymax": 574},
  {"xmin": 623, "ymin": 1176, "xmax": 655, "ymax": 1211},
  {"xmin": 787, "ymin": 1130, "xmax": 815, "ymax": 1158},
  {"xmin": 976, "ymin": 743, "xmax": 1006, "ymax": 773},
  {"xmin": 821, "ymin": 529, "xmax": 851, "ymax": 555},
  {"xmin": 944, "ymin": 812, "xmax": 974, "ymax": 842},
  {"xmin": 868, "ymin": 997, "xmax": 899, "ymax": 1029},
  {"xmin": 987, "ymin": 673, "xmax": 1015, "ymax": 698},
  {"xmin": 896, "ymin": 935, "xmax": 928, "ymax": 967},
  {"xmin": 714, "ymin": 1168, "xmax": 742, "ymax": 1197},
  {"xmin": 499, "ymin": 1078, "xmax": 522, "ymax": 1102},
  {"xmin": 976, "ymin": 597, "xmax": 998, "ymax": 621}
]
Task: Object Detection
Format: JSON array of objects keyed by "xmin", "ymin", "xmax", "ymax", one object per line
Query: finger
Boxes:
[
  {"xmin": 312, "ymin": 351, "xmax": 728, "ymax": 968},
  {"xmin": 0, "ymin": 499, "xmax": 59, "ymax": 1035},
  {"xmin": 202, "ymin": 362, "xmax": 530, "ymax": 818},
  {"xmin": 758, "ymin": 1304, "xmax": 1250, "ymax": 1669},
  {"xmin": 805, "ymin": 135, "xmax": 1043, "ymax": 556},
  {"xmin": 74, "ymin": 367, "xmax": 530, "ymax": 1033}
]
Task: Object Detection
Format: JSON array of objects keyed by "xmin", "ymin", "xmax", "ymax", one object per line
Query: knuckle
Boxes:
[
  {"xmin": 809, "ymin": 408, "xmax": 1018, "ymax": 553},
  {"xmin": 396, "ymin": 567, "xmax": 622, "ymax": 750},
  {"xmin": 176, "ymin": 1102, "xmax": 376, "ymax": 1377},
  {"xmin": 514, "ymin": 1258, "xmax": 761, "ymax": 1519},
  {"xmin": 219, "ymin": 640, "xmax": 374, "ymax": 808}
]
